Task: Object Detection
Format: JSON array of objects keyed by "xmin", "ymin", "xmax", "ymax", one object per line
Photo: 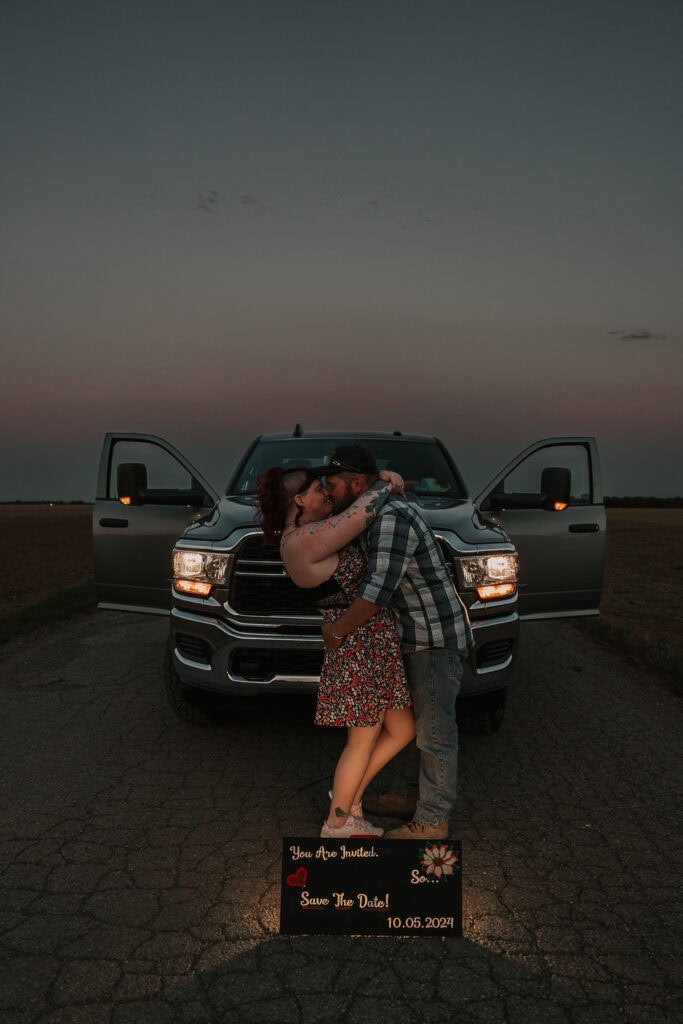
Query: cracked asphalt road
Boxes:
[{"xmin": 0, "ymin": 610, "xmax": 680, "ymax": 1023}]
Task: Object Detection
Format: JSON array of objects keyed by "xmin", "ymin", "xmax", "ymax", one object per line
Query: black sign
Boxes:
[{"xmin": 280, "ymin": 837, "xmax": 462, "ymax": 936}]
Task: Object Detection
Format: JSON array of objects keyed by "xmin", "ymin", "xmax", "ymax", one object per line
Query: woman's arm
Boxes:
[{"xmin": 285, "ymin": 477, "xmax": 398, "ymax": 564}]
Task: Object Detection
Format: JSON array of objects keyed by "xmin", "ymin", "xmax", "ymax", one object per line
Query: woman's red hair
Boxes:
[{"xmin": 256, "ymin": 466, "xmax": 316, "ymax": 545}]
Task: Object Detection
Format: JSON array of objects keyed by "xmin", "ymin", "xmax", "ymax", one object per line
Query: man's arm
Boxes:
[
  {"xmin": 357, "ymin": 507, "xmax": 417, "ymax": 605},
  {"xmin": 321, "ymin": 596, "xmax": 379, "ymax": 650},
  {"xmin": 321, "ymin": 507, "xmax": 417, "ymax": 649}
]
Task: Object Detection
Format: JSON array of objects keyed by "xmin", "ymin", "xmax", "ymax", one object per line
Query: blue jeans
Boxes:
[{"xmin": 388, "ymin": 648, "xmax": 462, "ymax": 825}]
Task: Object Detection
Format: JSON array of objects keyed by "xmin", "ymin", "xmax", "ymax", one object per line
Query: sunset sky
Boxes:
[{"xmin": 2, "ymin": 0, "xmax": 681, "ymax": 501}]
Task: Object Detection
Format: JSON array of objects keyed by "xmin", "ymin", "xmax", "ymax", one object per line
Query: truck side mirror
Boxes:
[
  {"xmin": 541, "ymin": 467, "xmax": 571, "ymax": 510},
  {"xmin": 117, "ymin": 463, "xmax": 147, "ymax": 505}
]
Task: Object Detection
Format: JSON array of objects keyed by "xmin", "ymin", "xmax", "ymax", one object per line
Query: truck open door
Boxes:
[
  {"xmin": 93, "ymin": 433, "xmax": 219, "ymax": 613},
  {"xmin": 476, "ymin": 437, "xmax": 605, "ymax": 619}
]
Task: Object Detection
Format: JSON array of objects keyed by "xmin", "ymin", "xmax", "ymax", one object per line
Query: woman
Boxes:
[{"xmin": 257, "ymin": 465, "xmax": 415, "ymax": 838}]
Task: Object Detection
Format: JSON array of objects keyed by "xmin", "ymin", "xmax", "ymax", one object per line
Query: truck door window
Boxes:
[
  {"xmin": 109, "ymin": 441, "xmax": 199, "ymax": 502},
  {"xmin": 499, "ymin": 444, "xmax": 592, "ymax": 506}
]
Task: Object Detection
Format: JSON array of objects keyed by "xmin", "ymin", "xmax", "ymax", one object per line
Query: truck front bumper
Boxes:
[{"xmin": 170, "ymin": 607, "xmax": 519, "ymax": 698}]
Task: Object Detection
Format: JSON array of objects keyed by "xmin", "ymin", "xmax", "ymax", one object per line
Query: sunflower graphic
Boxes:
[{"xmin": 419, "ymin": 842, "xmax": 459, "ymax": 879}]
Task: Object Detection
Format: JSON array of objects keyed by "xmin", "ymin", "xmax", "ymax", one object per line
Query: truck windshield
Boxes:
[{"xmin": 228, "ymin": 438, "xmax": 467, "ymax": 501}]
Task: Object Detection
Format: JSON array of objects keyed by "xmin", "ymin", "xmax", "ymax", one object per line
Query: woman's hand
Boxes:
[{"xmin": 379, "ymin": 469, "xmax": 405, "ymax": 496}]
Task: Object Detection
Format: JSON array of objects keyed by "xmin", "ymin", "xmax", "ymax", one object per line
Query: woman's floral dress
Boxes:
[{"xmin": 314, "ymin": 543, "xmax": 411, "ymax": 727}]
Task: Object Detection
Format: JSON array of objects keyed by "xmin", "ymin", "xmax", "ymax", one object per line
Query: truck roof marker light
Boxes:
[
  {"xmin": 476, "ymin": 583, "xmax": 516, "ymax": 601},
  {"xmin": 175, "ymin": 579, "xmax": 213, "ymax": 597}
]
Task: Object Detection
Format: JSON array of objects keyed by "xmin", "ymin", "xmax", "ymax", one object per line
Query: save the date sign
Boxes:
[{"xmin": 280, "ymin": 837, "xmax": 462, "ymax": 936}]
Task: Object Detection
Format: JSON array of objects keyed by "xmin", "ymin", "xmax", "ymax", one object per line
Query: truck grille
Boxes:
[
  {"xmin": 231, "ymin": 647, "xmax": 324, "ymax": 682},
  {"xmin": 230, "ymin": 534, "xmax": 320, "ymax": 617}
]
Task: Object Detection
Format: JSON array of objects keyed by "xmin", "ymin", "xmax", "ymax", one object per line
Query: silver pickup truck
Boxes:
[{"xmin": 93, "ymin": 430, "xmax": 605, "ymax": 731}]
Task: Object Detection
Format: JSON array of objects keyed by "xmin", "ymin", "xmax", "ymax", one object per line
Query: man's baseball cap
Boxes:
[{"xmin": 311, "ymin": 444, "xmax": 378, "ymax": 478}]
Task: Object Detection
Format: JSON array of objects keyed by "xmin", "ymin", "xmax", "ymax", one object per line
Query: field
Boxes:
[
  {"xmin": 0, "ymin": 504, "xmax": 95, "ymax": 618},
  {"xmin": 1, "ymin": 504, "xmax": 681, "ymax": 680},
  {"xmin": 596, "ymin": 508, "xmax": 683, "ymax": 666}
]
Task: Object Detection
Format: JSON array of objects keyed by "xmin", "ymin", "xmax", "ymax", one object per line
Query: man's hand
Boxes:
[
  {"xmin": 322, "ymin": 598, "xmax": 379, "ymax": 651},
  {"xmin": 321, "ymin": 621, "xmax": 343, "ymax": 651}
]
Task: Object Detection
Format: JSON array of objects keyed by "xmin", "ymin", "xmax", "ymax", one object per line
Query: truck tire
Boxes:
[{"xmin": 164, "ymin": 643, "xmax": 216, "ymax": 725}]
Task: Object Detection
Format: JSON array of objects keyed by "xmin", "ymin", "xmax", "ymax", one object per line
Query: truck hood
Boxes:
[{"xmin": 182, "ymin": 494, "xmax": 512, "ymax": 552}]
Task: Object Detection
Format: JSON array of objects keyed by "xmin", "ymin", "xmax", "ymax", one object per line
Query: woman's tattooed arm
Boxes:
[{"xmin": 286, "ymin": 477, "xmax": 401, "ymax": 563}]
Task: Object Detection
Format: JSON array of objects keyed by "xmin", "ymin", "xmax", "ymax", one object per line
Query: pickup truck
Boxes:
[{"xmin": 93, "ymin": 430, "xmax": 605, "ymax": 731}]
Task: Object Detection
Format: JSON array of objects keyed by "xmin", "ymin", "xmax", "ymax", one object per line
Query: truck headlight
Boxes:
[
  {"xmin": 459, "ymin": 554, "xmax": 518, "ymax": 601},
  {"xmin": 173, "ymin": 549, "xmax": 232, "ymax": 597}
]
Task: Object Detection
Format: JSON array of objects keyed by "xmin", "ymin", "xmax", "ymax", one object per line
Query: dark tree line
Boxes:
[{"xmin": 605, "ymin": 496, "xmax": 683, "ymax": 508}]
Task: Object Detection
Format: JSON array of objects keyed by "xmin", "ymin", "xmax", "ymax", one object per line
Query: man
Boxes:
[{"xmin": 317, "ymin": 444, "xmax": 472, "ymax": 840}]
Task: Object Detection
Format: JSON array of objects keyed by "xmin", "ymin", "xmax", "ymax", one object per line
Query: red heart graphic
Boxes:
[{"xmin": 286, "ymin": 866, "xmax": 308, "ymax": 887}]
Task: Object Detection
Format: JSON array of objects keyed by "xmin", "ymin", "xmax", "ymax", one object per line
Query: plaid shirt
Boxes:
[{"xmin": 357, "ymin": 497, "xmax": 473, "ymax": 654}]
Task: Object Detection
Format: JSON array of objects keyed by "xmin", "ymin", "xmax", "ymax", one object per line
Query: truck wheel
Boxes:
[
  {"xmin": 458, "ymin": 689, "xmax": 507, "ymax": 735},
  {"xmin": 164, "ymin": 644, "xmax": 215, "ymax": 725}
]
